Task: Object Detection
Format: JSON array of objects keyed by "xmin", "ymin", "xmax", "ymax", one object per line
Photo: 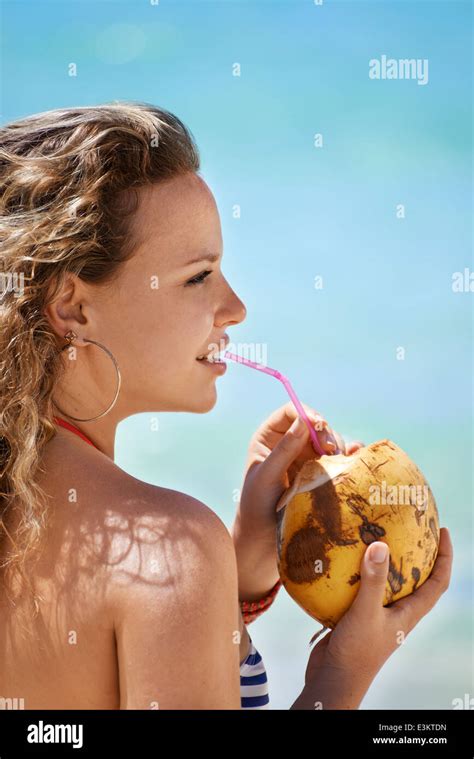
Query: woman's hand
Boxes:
[
  {"xmin": 236, "ymin": 401, "xmax": 363, "ymax": 543},
  {"xmin": 301, "ymin": 528, "xmax": 453, "ymax": 706},
  {"xmin": 231, "ymin": 401, "xmax": 363, "ymax": 602}
]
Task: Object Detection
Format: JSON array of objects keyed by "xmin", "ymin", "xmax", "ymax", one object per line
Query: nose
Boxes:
[{"xmin": 217, "ymin": 279, "xmax": 247, "ymax": 327}]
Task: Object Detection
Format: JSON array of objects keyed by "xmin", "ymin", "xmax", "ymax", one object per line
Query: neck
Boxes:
[
  {"xmin": 52, "ymin": 355, "xmax": 123, "ymax": 459},
  {"xmin": 55, "ymin": 413, "xmax": 118, "ymax": 460}
]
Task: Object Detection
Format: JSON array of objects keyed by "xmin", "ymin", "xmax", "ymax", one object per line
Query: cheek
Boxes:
[
  {"xmin": 143, "ymin": 300, "xmax": 212, "ymax": 369},
  {"xmin": 159, "ymin": 292, "xmax": 215, "ymax": 353},
  {"xmin": 109, "ymin": 288, "xmax": 214, "ymax": 377}
]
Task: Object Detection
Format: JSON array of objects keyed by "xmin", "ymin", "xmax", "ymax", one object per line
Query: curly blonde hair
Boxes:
[{"xmin": 0, "ymin": 101, "xmax": 200, "ymax": 616}]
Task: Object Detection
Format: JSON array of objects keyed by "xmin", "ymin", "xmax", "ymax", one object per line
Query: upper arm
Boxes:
[{"xmin": 108, "ymin": 490, "xmax": 242, "ymax": 709}]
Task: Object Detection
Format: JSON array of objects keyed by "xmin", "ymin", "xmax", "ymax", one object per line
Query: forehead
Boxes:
[{"xmin": 128, "ymin": 172, "xmax": 222, "ymax": 267}]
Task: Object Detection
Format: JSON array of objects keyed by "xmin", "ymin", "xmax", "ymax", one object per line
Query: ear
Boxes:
[{"xmin": 43, "ymin": 274, "xmax": 88, "ymax": 346}]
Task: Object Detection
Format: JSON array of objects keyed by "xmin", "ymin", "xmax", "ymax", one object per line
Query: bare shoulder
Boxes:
[
  {"xmin": 37, "ymin": 432, "xmax": 236, "ymax": 610},
  {"xmin": 100, "ymin": 467, "xmax": 237, "ymax": 597},
  {"xmin": 41, "ymin": 428, "xmax": 232, "ymax": 562},
  {"xmin": 93, "ymin": 467, "xmax": 242, "ymax": 708},
  {"xmin": 38, "ymin": 436, "xmax": 242, "ymax": 707}
]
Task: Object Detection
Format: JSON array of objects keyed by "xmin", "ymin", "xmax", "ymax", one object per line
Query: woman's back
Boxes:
[{"xmin": 0, "ymin": 429, "xmax": 244, "ymax": 709}]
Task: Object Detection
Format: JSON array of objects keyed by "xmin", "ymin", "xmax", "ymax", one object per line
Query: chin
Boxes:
[
  {"xmin": 191, "ymin": 391, "xmax": 218, "ymax": 414},
  {"xmin": 186, "ymin": 379, "xmax": 218, "ymax": 412},
  {"xmin": 162, "ymin": 388, "xmax": 217, "ymax": 414}
]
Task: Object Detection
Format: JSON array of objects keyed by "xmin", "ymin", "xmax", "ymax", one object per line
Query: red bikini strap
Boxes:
[{"xmin": 52, "ymin": 416, "xmax": 98, "ymax": 449}]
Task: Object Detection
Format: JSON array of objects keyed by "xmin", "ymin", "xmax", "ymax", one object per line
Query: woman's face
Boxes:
[{"xmin": 49, "ymin": 172, "xmax": 247, "ymax": 423}]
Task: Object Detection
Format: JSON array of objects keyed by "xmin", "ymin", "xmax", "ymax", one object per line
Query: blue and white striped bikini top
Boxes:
[{"xmin": 239, "ymin": 636, "xmax": 269, "ymax": 709}]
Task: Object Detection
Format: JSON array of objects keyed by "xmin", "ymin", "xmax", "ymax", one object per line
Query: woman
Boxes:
[{"xmin": 0, "ymin": 102, "xmax": 452, "ymax": 710}]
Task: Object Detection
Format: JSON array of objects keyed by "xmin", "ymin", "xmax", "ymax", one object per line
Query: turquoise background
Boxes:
[{"xmin": 2, "ymin": 0, "xmax": 472, "ymax": 709}]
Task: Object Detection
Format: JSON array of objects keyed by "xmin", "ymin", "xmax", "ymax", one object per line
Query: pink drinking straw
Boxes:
[{"xmin": 223, "ymin": 351, "xmax": 330, "ymax": 457}]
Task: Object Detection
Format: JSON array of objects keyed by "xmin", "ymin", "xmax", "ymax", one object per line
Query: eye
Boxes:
[{"xmin": 185, "ymin": 270, "xmax": 212, "ymax": 286}]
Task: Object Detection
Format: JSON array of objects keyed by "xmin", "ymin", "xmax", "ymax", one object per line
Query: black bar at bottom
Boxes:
[{"xmin": 0, "ymin": 708, "xmax": 471, "ymax": 757}]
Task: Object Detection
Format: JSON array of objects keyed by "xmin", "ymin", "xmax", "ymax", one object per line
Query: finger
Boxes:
[
  {"xmin": 290, "ymin": 420, "xmax": 343, "ymax": 466},
  {"xmin": 288, "ymin": 425, "xmax": 335, "ymax": 469},
  {"xmin": 389, "ymin": 527, "xmax": 453, "ymax": 634},
  {"xmin": 345, "ymin": 441, "xmax": 365, "ymax": 455},
  {"xmin": 313, "ymin": 423, "xmax": 337, "ymax": 455},
  {"xmin": 332, "ymin": 430, "xmax": 346, "ymax": 454},
  {"xmin": 349, "ymin": 541, "xmax": 390, "ymax": 618},
  {"xmin": 257, "ymin": 416, "xmax": 311, "ymax": 496}
]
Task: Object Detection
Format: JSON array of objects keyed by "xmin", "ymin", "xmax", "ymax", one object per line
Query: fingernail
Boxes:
[
  {"xmin": 289, "ymin": 416, "xmax": 306, "ymax": 436},
  {"xmin": 323, "ymin": 431, "xmax": 339, "ymax": 449},
  {"xmin": 368, "ymin": 542, "xmax": 388, "ymax": 563},
  {"xmin": 313, "ymin": 421, "xmax": 328, "ymax": 433}
]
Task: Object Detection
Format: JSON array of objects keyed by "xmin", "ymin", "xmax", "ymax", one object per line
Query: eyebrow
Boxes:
[{"xmin": 182, "ymin": 252, "xmax": 221, "ymax": 268}]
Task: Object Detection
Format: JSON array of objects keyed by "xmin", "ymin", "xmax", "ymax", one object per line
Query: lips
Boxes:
[{"xmin": 196, "ymin": 335, "xmax": 229, "ymax": 362}]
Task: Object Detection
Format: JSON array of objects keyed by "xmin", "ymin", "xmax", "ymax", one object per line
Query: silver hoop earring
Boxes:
[{"xmin": 52, "ymin": 330, "xmax": 122, "ymax": 422}]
